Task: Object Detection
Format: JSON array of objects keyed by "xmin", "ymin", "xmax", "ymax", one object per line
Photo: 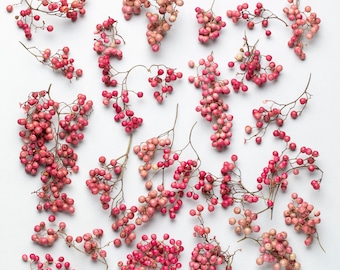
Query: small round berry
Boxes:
[
  {"xmin": 245, "ymin": 125, "xmax": 252, "ymax": 134},
  {"xmin": 48, "ymin": 215, "xmax": 56, "ymax": 222},
  {"xmin": 299, "ymin": 98, "xmax": 307, "ymax": 105},
  {"xmin": 76, "ymin": 69, "xmax": 83, "ymax": 77},
  {"xmin": 290, "ymin": 110, "xmax": 298, "ymax": 119},
  {"xmin": 6, "ymin": 5, "xmax": 13, "ymax": 13},
  {"xmin": 46, "ymin": 25, "xmax": 54, "ymax": 32},
  {"xmin": 255, "ymin": 137, "xmax": 262, "ymax": 144}
]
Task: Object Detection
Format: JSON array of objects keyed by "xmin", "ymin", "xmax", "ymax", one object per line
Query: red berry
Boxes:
[{"xmin": 46, "ymin": 25, "xmax": 54, "ymax": 32}]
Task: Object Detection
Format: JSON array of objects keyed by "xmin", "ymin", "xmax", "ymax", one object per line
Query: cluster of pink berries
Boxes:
[
  {"xmin": 255, "ymin": 149, "xmax": 284, "ymax": 194},
  {"xmin": 189, "ymin": 241, "xmax": 227, "ymax": 269},
  {"xmin": 94, "ymin": 17, "xmax": 124, "ymax": 87},
  {"xmin": 100, "ymin": 63, "xmax": 181, "ymax": 131},
  {"xmin": 21, "ymin": 44, "xmax": 83, "ymax": 81},
  {"xmin": 219, "ymin": 158, "xmax": 241, "ymax": 208},
  {"xmin": 58, "ymin": 94, "xmax": 92, "ymax": 145},
  {"xmin": 146, "ymin": 0, "xmax": 184, "ymax": 52},
  {"xmin": 245, "ymin": 79, "xmax": 312, "ymax": 143},
  {"xmin": 284, "ymin": 193, "xmax": 322, "ymax": 248},
  {"xmin": 291, "ymin": 145, "xmax": 322, "ymax": 190},
  {"xmin": 184, "ymin": 155, "xmax": 256, "ymax": 212},
  {"xmin": 18, "ymin": 89, "xmax": 92, "ymax": 213},
  {"xmin": 6, "ymin": 0, "xmax": 86, "ymax": 39},
  {"xmin": 226, "ymin": 2, "xmax": 286, "ymax": 36},
  {"xmin": 283, "ymin": 0, "xmax": 321, "ymax": 60},
  {"xmin": 245, "ymin": 105, "xmax": 284, "ymax": 144},
  {"xmin": 256, "ymin": 229, "xmax": 300, "ymax": 270},
  {"xmin": 85, "ymin": 155, "xmax": 125, "ymax": 210},
  {"xmin": 102, "ymin": 89, "xmax": 143, "ymax": 133},
  {"xmin": 122, "ymin": 0, "xmax": 183, "ymax": 51},
  {"xmin": 29, "ymin": 216, "xmax": 109, "ymax": 267},
  {"xmin": 93, "ymin": 19, "xmax": 149, "ymax": 133},
  {"xmin": 97, "ymin": 54, "xmax": 119, "ymax": 87},
  {"xmin": 186, "ymin": 166, "xmax": 236, "ymax": 211},
  {"xmin": 194, "ymin": 7, "xmax": 226, "ymax": 43},
  {"xmin": 134, "ymin": 136, "xmax": 173, "ymax": 178},
  {"xmin": 254, "ymin": 142, "xmax": 322, "ymax": 211},
  {"xmin": 188, "ymin": 54, "xmax": 233, "ymax": 151},
  {"xmin": 189, "ymin": 217, "xmax": 235, "ymax": 270},
  {"xmin": 110, "ymin": 186, "xmax": 185, "ymax": 245},
  {"xmin": 188, "ymin": 172, "xmax": 217, "ymax": 208},
  {"xmin": 111, "ymin": 203, "xmax": 138, "ymax": 246},
  {"xmin": 31, "ymin": 215, "xmax": 65, "ymax": 247},
  {"xmin": 228, "ymin": 207, "xmax": 261, "ymax": 237},
  {"xmin": 122, "ymin": 0, "xmax": 151, "ymax": 20},
  {"xmin": 93, "ymin": 17, "xmax": 124, "ymax": 60},
  {"xmin": 118, "ymin": 233, "xmax": 184, "ymax": 269},
  {"xmin": 65, "ymin": 229, "xmax": 108, "ymax": 263},
  {"xmin": 171, "ymin": 159, "xmax": 199, "ymax": 191},
  {"xmin": 145, "ymin": 12, "xmax": 172, "ymax": 52},
  {"xmin": 148, "ymin": 67, "xmax": 183, "ymax": 103},
  {"xmin": 121, "ymin": 151, "xmax": 242, "ymax": 216},
  {"xmin": 22, "ymin": 253, "xmax": 72, "ymax": 270},
  {"xmin": 227, "ymin": 37, "xmax": 283, "ymax": 90}
]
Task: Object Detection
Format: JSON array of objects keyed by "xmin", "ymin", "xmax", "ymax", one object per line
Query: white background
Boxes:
[{"xmin": 0, "ymin": 0, "xmax": 338, "ymax": 269}]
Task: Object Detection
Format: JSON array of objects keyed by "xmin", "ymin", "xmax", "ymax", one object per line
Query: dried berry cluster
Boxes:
[
  {"xmin": 18, "ymin": 88, "xmax": 92, "ymax": 214},
  {"xmin": 122, "ymin": 0, "xmax": 184, "ymax": 51},
  {"xmin": 7, "ymin": 0, "xmax": 86, "ymax": 39},
  {"xmin": 20, "ymin": 43, "xmax": 83, "ymax": 80},
  {"xmin": 10, "ymin": 1, "xmax": 327, "ymax": 270}
]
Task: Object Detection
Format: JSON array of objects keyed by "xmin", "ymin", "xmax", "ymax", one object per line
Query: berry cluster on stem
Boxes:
[
  {"xmin": 122, "ymin": 0, "xmax": 151, "ymax": 20},
  {"xmin": 31, "ymin": 214, "xmax": 65, "ymax": 247},
  {"xmin": 20, "ymin": 42, "xmax": 83, "ymax": 81},
  {"xmin": 145, "ymin": 0, "xmax": 184, "ymax": 52},
  {"xmin": 283, "ymin": 0, "xmax": 321, "ymax": 60},
  {"xmin": 22, "ymin": 252, "xmax": 72, "ymax": 270},
  {"xmin": 117, "ymin": 233, "xmax": 184, "ymax": 269},
  {"xmin": 190, "ymin": 215, "xmax": 238, "ymax": 270},
  {"xmin": 94, "ymin": 17, "xmax": 125, "ymax": 87},
  {"xmin": 101, "ymin": 64, "xmax": 182, "ymax": 132},
  {"xmin": 228, "ymin": 206, "xmax": 261, "ymax": 238},
  {"xmin": 188, "ymin": 53, "xmax": 233, "ymax": 151},
  {"xmin": 148, "ymin": 66, "xmax": 183, "ymax": 103},
  {"xmin": 253, "ymin": 138, "xmax": 323, "ymax": 215},
  {"xmin": 101, "ymin": 85, "xmax": 143, "ymax": 134},
  {"xmin": 6, "ymin": 0, "xmax": 86, "ymax": 39},
  {"xmin": 185, "ymin": 156, "xmax": 251, "ymax": 212},
  {"xmin": 109, "ymin": 167, "xmax": 190, "ymax": 244},
  {"xmin": 18, "ymin": 87, "xmax": 93, "ymax": 213},
  {"xmin": 227, "ymin": 35, "xmax": 283, "ymax": 90},
  {"xmin": 64, "ymin": 228, "xmax": 110, "ymax": 268},
  {"xmin": 35, "ymin": 216, "xmax": 111, "ymax": 268},
  {"xmin": 134, "ymin": 107, "xmax": 178, "ymax": 179},
  {"xmin": 226, "ymin": 2, "xmax": 288, "ymax": 36},
  {"xmin": 122, "ymin": 0, "xmax": 184, "ymax": 52},
  {"xmin": 94, "ymin": 17, "xmax": 124, "ymax": 62},
  {"xmin": 85, "ymin": 134, "xmax": 132, "ymax": 211},
  {"xmin": 255, "ymin": 229, "xmax": 300, "ymax": 270},
  {"xmin": 245, "ymin": 74, "xmax": 312, "ymax": 144},
  {"xmin": 134, "ymin": 133, "xmax": 175, "ymax": 179},
  {"xmin": 284, "ymin": 192, "xmax": 324, "ymax": 250},
  {"xmin": 195, "ymin": 0, "xmax": 226, "ymax": 43},
  {"xmin": 227, "ymin": 209, "xmax": 302, "ymax": 270}
]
